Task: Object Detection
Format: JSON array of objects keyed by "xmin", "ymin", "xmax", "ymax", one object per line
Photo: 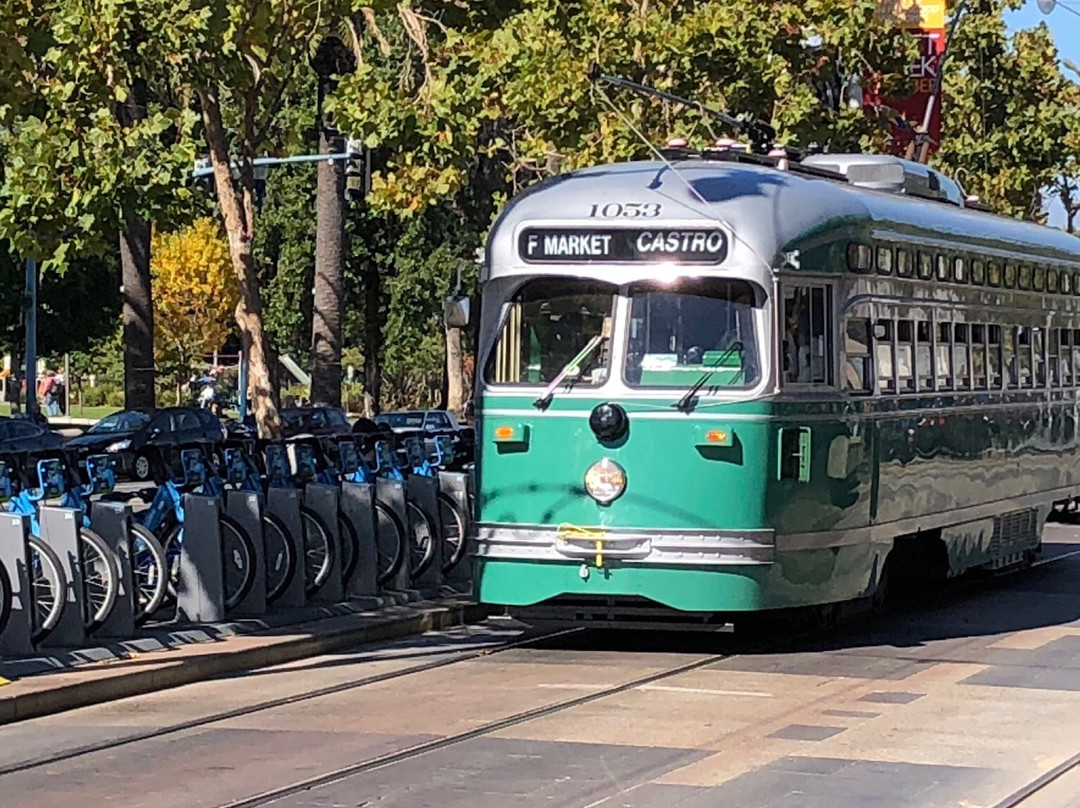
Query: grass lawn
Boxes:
[{"xmin": 0, "ymin": 402, "xmax": 119, "ymax": 421}]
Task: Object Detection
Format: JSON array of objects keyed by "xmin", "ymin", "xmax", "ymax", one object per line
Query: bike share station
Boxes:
[{"xmin": 0, "ymin": 430, "xmax": 473, "ymax": 658}]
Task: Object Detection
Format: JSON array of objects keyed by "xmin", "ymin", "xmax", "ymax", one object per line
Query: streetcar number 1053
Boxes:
[{"xmin": 588, "ymin": 202, "xmax": 661, "ymax": 218}]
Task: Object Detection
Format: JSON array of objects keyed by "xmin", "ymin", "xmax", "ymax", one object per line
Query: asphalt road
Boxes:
[{"xmin": 2, "ymin": 529, "xmax": 1079, "ymax": 808}]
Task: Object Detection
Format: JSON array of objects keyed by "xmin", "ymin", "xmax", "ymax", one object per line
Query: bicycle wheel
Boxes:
[
  {"xmin": 262, "ymin": 512, "xmax": 295, "ymax": 603},
  {"xmin": 130, "ymin": 524, "xmax": 168, "ymax": 625},
  {"xmin": 161, "ymin": 521, "xmax": 183, "ymax": 602},
  {"xmin": 437, "ymin": 491, "xmax": 469, "ymax": 574},
  {"xmin": 79, "ymin": 528, "xmax": 120, "ymax": 633},
  {"xmin": 338, "ymin": 514, "xmax": 359, "ymax": 583},
  {"xmin": 27, "ymin": 536, "xmax": 66, "ymax": 644},
  {"xmin": 219, "ymin": 514, "xmax": 256, "ymax": 610},
  {"xmin": 374, "ymin": 500, "xmax": 405, "ymax": 587},
  {"xmin": 299, "ymin": 507, "xmax": 335, "ymax": 595},
  {"xmin": 0, "ymin": 557, "xmax": 12, "ymax": 639},
  {"xmin": 406, "ymin": 501, "xmax": 436, "ymax": 581}
]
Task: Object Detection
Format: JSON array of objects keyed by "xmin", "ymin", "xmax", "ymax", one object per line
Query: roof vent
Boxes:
[{"xmin": 800, "ymin": 154, "xmax": 965, "ymax": 207}]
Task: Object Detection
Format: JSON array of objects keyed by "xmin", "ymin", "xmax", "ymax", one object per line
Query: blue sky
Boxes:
[{"xmin": 1003, "ymin": 1, "xmax": 1080, "ymax": 226}]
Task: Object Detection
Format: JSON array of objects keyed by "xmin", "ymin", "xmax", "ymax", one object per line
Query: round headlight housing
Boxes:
[{"xmin": 584, "ymin": 458, "xmax": 626, "ymax": 504}]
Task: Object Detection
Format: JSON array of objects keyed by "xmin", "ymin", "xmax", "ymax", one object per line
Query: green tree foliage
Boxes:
[
  {"xmin": 0, "ymin": 244, "xmax": 120, "ymax": 356},
  {"xmin": 937, "ymin": 0, "xmax": 1080, "ymax": 219},
  {"xmin": 332, "ymin": 1, "xmax": 914, "ymax": 214},
  {"xmin": 0, "ymin": 1, "xmax": 199, "ymax": 270}
]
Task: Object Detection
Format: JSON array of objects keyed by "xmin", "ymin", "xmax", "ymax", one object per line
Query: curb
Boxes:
[{"xmin": 0, "ymin": 600, "xmax": 490, "ymax": 725}]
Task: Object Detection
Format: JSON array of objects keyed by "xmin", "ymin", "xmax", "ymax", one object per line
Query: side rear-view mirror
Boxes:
[{"xmin": 444, "ymin": 294, "xmax": 471, "ymax": 328}]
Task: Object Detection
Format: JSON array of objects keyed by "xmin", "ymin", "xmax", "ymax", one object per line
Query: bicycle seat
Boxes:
[
  {"xmin": 83, "ymin": 454, "xmax": 116, "ymax": 495},
  {"xmin": 434, "ymin": 435, "xmax": 455, "ymax": 466},
  {"xmin": 0, "ymin": 461, "xmax": 12, "ymax": 503},
  {"xmin": 263, "ymin": 444, "xmax": 290, "ymax": 486},
  {"xmin": 179, "ymin": 448, "xmax": 206, "ymax": 487},
  {"xmin": 337, "ymin": 440, "xmax": 360, "ymax": 476},
  {"xmin": 222, "ymin": 448, "xmax": 249, "ymax": 486},
  {"xmin": 32, "ymin": 458, "xmax": 65, "ymax": 499}
]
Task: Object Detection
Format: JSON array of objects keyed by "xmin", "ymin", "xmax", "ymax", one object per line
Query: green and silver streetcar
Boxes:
[{"xmin": 462, "ymin": 149, "xmax": 1080, "ymax": 623}]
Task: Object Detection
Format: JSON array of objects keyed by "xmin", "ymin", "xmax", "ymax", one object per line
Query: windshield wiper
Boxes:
[
  {"xmin": 534, "ymin": 335, "xmax": 608, "ymax": 410},
  {"xmin": 674, "ymin": 340, "xmax": 742, "ymax": 412}
]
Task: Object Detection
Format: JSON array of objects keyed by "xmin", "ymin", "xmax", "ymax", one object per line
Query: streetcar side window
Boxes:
[
  {"xmin": 782, "ymin": 285, "xmax": 832, "ymax": 385},
  {"xmin": 1018, "ymin": 327, "xmax": 1033, "ymax": 388},
  {"xmin": 954, "ymin": 324, "xmax": 971, "ymax": 390},
  {"xmin": 917, "ymin": 320, "xmax": 934, "ymax": 391},
  {"xmin": 876, "ymin": 320, "xmax": 896, "ymax": 393},
  {"xmin": 1049, "ymin": 267, "xmax": 1060, "ymax": 294},
  {"xmin": 1063, "ymin": 330, "xmax": 1074, "ymax": 387},
  {"xmin": 1034, "ymin": 327, "xmax": 1046, "ymax": 387},
  {"xmin": 918, "ymin": 252, "xmax": 934, "ymax": 281},
  {"xmin": 876, "ymin": 246, "xmax": 893, "ymax": 275},
  {"xmin": 989, "ymin": 325, "xmax": 1003, "ymax": 388},
  {"xmin": 1004, "ymin": 263, "xmax": 1018, "ymax": 288},
  {"xmin": 936, "ymin": 322, "xmax": 953, "ymax": 390},
  {"xmin": 1003, "ymin": 327, "xmax": 1018, "ymax": 389},
  {"xmin": 972, "ymin": 324, "xmax": 988, "ymax": 390},
  {"xmin": 843, "ymin": 318, "xmax": 873, "ymax": 394},
  {"xmin": 897, "ymin": 250, "xmax": 915, "ymax": 278},
  {"xmin": 935, "ymin": 254, "xmax": 949, "ymax": 282},
  {"xmin": 897, "ymin": 319, "xmax": 915, "ymax": 392},
  {"xmin": 1063, "ymin": 270, "xmax": 1073, "ymax": 295},
  {"xmin": 1074, "ymin": 329, "xmax": 1080, "ymax": 382},
  {"xmin": 988, "ymin": 262, "xmax": 1002, "ymax": 287},
  {"xmin": 972, "ymin": 259, "xmax": 986, "ymax": 285},
  {"xmin": 953, "ymin": 257, "xmax": 967, "ymax": 283},
  {"xmin": 1034, "ymin": 265, "xmax": 1046, "ymax": 292},
  {"xmin": 1018, "ymin": 265, "xmax": 1032, "ymax": 291},
  {"xmin": 1049, "ymin": 328, "xmax": 1060, "ymax": 387}
]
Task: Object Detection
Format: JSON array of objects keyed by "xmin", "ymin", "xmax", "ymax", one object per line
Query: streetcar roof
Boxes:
[{"xmin": 485, "ymin": 159, "xmax": 1080, "ymax": 281}]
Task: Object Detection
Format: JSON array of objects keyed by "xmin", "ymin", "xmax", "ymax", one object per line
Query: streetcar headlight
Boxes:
[
  {"xmin": 106, "ymin": 439, "xmax": 131, "ymax": 452},
  {"xmin": 584, "ymin": 458, "xmax": 626, "ymax": 504}
]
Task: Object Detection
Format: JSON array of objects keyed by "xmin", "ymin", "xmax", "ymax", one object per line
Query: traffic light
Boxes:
[{"xmin": 345, "ymin": 139, "xmax": 369, "ymax": 201}]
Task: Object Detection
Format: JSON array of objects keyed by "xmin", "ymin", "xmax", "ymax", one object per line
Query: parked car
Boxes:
[
  {"xmin": 278, "ymin": 406, "xmax": 353, "ymax": 440},
  {"xmin": 0, "ymin": 416, "xmax": 65, "ymax": 453},
  {"xmin": 66, "ymin": 407, "xmax": 227, "ymax": 481}
]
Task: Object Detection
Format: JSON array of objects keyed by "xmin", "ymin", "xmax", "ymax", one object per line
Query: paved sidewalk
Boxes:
[{"xmin": 0, "ymin": 590, "xmax": 488, "ymax": 724}]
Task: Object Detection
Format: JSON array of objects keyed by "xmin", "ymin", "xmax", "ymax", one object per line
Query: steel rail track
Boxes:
[{"xmin": 0, "ymin": 623, "xmax": 586, "ymax": 777}]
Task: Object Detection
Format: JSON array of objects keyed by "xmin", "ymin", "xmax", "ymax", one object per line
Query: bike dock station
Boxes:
[{"xmin": 0, "ymin": 431, "xmax": 475, "ymax": 668}]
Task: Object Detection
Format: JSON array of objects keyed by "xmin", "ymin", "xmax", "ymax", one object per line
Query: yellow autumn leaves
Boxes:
[{"xmin": 150, "ymin": 218, "xmax": 239, "ymax": 372}]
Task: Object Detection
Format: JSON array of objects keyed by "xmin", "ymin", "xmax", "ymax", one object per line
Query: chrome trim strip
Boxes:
[{"xmin": 474, "ymin": 523, "xmax": 774, "ymax": 566}]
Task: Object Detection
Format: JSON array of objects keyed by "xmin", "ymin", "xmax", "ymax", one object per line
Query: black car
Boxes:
[
  {"xmin": 66, "ymin": 407, "xmax": 226, "ymax": 481},
  {"xmin": 278, "ymin": 407, "xmax": 353, "ymax": 439},
  {"xmin": 371, "ymin": 409, "xmax": 474, "ymax": 467},
  {"xmin": 0, "ymin": 416, "xmax": 65, "ymax": 452}
]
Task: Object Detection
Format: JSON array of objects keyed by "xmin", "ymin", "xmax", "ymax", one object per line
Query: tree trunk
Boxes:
[
  {"xmin": 118, "ymin": 77, "xmax": 156, "ymax": 410},
  {"xmin": 310, "ymin": 130, "xmax": 345, "ymax": 406},
  {"xmin": 445, "ymin": 326, "xmax": 464, "ymax": 417},
  {"xmin": 361, "ymin": 259, "xmax": 382, "ymax": 418},
  {"xmin": 199, "ymin": 86, "xmax": 281, "ymax": 439}
]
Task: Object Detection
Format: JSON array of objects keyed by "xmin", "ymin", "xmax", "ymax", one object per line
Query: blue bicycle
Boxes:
[
  {"xmin": 61, "ymin": 454, "xmax": 169, "ymax": 626},
  {"xmin": 2, "ymin": 455, "xmax": 119, "ymax": 638},
  {"xmin": 133, "ymin": 447, "xmax": 257, "ymax": 610},
  {"xmin": 209, "ymin": 443, "xmax": 297, "ymax": 602},
  {"xmin": 403, "ymin": 435, "xmax": 469, "ymax": 575}
]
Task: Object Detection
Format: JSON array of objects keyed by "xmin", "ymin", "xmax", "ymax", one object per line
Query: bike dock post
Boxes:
[
  {"xmin": 340, "ymin": 482, "xmax": 377, "ymax": 598},
  {"xmin": 439, "ymin": 470, "xmax": 472, "ymax": 587},
  {"xmin": 37, "ymin": 506, "xmax": 87, "ymax": 648},
  {"xmin": 88, "ymin": 501, "xmax": 137, "ymax": 638},
  {"xmin": 265, "ymin": 488, "xmax": 305, "ymax": 608},
  {"xmin": 175, "ymin": 494, "xmax": 226, "ymax": 623},
  {"xmin": 224, "ymin": 491, "xmax": 266, "ymax": 616},
  {"xmin": 303, "ymin": 484, "xmax": 344, "ymax": 603},
  {"xmin": 375, "ymin": 477, "xmax": 413, "ymax": 596},
  {"xmin": 0, "ymin": 513, "xmax": 34, "ymax": 656},
  {"xmin": 406, "ymin": 476, "xmax": 442, "ymax": 593}
]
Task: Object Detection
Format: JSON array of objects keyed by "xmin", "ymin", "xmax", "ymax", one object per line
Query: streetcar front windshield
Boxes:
[
  {"xmin": 624, "ymin": 278, "xmax": 760, "ymax": 388},
  {"xmin": 486, "ymin": 278, "xmax": 616, "ymax": 386}
]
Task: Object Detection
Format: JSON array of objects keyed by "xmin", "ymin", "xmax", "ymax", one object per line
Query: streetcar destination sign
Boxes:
[{"xmin": 518, "ymin": 227, "xmax": 727, "ymax": 264}]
